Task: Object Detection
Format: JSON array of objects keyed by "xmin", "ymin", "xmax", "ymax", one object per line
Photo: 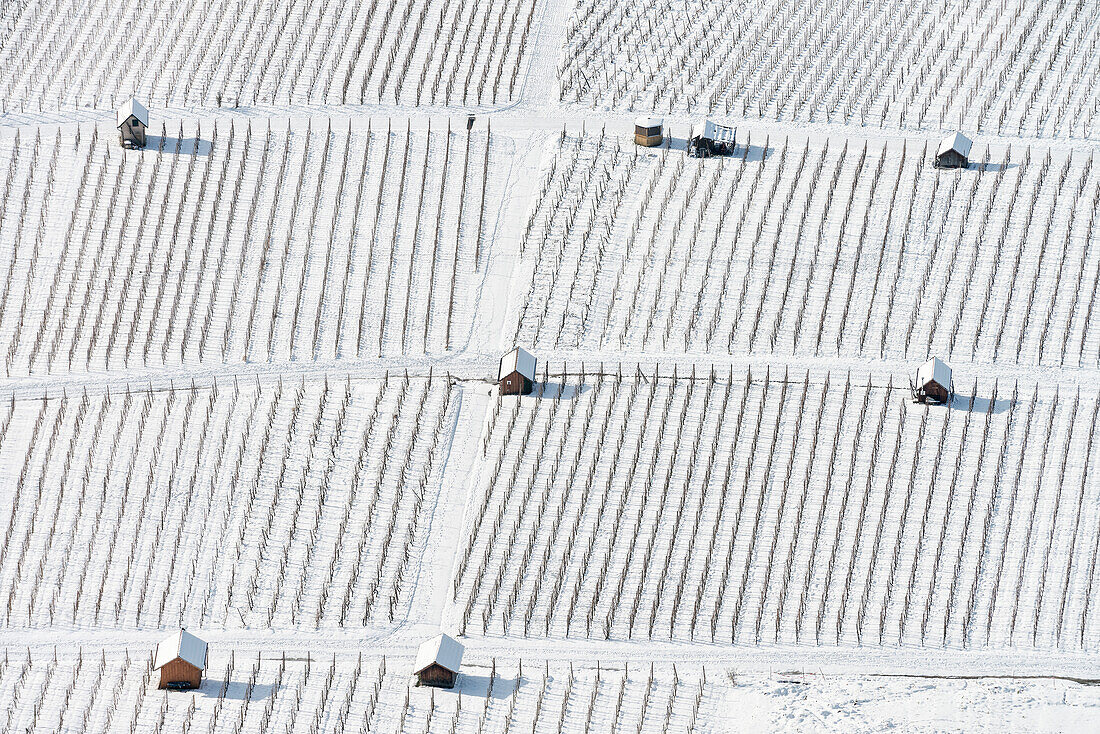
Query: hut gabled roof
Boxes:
[
  {"xmin": 116, "ymin": 97, "xmax": 149, "ymax": 129},
  {"xmin": 153, "ymin": 629, "xmax": 207, "ymax": 671},
  {"xmin": 634, "ymin": 116, "xmax": 663, "ymax": 129},
  {"xmin": 499, "ymin": 347, "xmax": 536, "ymax": 382},
  {"xmin": 916, "ymin": 357, "xmax": 952, "ymax": 390},
  {"xmin": 414, "ymin": 633, "xmax": 464, "ymax": 675},
  {"xmin": 937, "ymin": 132, "xmax": 972, "ymax": 158}
]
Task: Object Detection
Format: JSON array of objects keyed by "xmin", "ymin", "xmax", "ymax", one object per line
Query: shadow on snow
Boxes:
[
  {"xmin": 535, "ymin": 381, "xmax": 591, "ymax": 400},
  {"xmin": 147, "ymin": 135, "xmax": 212, "ymax": 156},
  {"xmin": 449, "ymin": 672, "xmax": 523, "ymax": 700},
  {"xmin": 947, "ymin": 393, "xmax": 1013, "ymax": 414}
]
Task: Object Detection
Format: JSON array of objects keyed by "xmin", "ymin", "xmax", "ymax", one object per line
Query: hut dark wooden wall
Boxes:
[
  {"xmin": 936, "ymin": 149, "xmax": 967, "ymax": 169},
  {"xmin": 921, "ymin": 380, "xmax": 950, "ymax": 403},
  {"xmin": 158, "ymin": 658, "xmax": 202, "ymax": 689},
  {"xmin": 500, "ymin": 370, "xmax": 533, "ymax": 396},
  {"xmin": 417, "ymin": 663, "xmax": 457, "ymax": 688},
  {"xmin": 120, "ymin": 119, "xmax": 146, "ymax": 149},
  {"xmin": 634, "ymin": 124, "xmax": 662, "ymax": 147}
]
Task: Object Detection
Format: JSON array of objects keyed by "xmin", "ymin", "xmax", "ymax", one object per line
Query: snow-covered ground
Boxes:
[
  {"xmin": 513, "ymin": 131, "xmax": 1100, "ymax": 367},
  {"xmin": 560, "ymin": 0, "xmax": 1100, "ymax": 139},
  {"xmin": 0, "ymin": 0, "xmax": 540, "ymax": 111},
  {"xmin": 0, "ymin": 118, "xmax": 505, "ymax": 377},
  {"xmin": 451, "ymin": 370, "xmax": 1100, "ymax": 652},
  {"xmin": 0, "ymin": 0, "xmax": 1099, "ymax": 730},
  {"xmin": 1, "ymin": 648, "xmax": 1098, "ymax": 732}
]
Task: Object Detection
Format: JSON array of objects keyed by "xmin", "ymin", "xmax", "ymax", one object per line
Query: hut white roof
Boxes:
[
  {"xmin": 414, "ymin": 633, "xmax": 464, "ymax": 675},
  {"xmin": 691, "ymin": 119, "xmax": 735, "ymax": 143},
  {"xmin": 916, "ymin": 357, "xmax": 952, "ymax": 390},
  {"xmin": 937, "ymin": 132, "xmax": 972, "ymax": 158},
  {"xmin": 116, "ymin": 97, "xmax": 149, "ymax": 128},
  {"xmin": 153, "ymin": 629, "xmax": 207, "ymax": 671},
  {"xmin": 499, "ymin": 347, "xmax": 536, "ymax": 382},
  {"xmin": 634, "ymin": 116, "xmax": 663, "ymax": 129}
]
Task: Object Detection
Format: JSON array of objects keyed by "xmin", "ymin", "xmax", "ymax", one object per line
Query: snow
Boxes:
[
  {"xmin": 508, "ymin": 130, "xmax": 1100, "ymax": 367},
  {"xmin": 449, "ymin": 368, "xmax": 1100, "ymax": 649},
  {"xmin": 0, "ymin": 0, "xmax": 1098, "ymax": 729},
  {"xmin": 0, "ymin": 648, "xmax": 1097, "ymax": 732},
  {"xmin": 498, "ymin": 346, "xmax": 537, "ymax": 381},
  {"xmin": 916, "ymin": 356, "xmax": 952, "ymax": 391},
  {"xmin": 116, "ymin": 98, "xmax": 149, "ymax": 128},
  {"xmin": 724, "ymin": 672, "xmax": 1100, "ymax": 732},
  {"xmin": 0, "ymin": 0, "xmax": 541, "ymax": 111},
  {"xmin": 153, "ymin": 629, "xmax": 208, "ymax": 670},
  {"xmin": 414, "ymin": 633, "xmax": 464, "ymax": 674},
  {"xmin": 559, "ymin": 0, "xmax": 1100, "ymax": 138},
  {"xmin": 937, "ymin": 131, "xmax": 973, "ymax": 158}
]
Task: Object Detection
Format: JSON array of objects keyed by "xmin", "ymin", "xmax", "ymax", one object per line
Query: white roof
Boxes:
[
  {"xmin": 916, "ymin": 357, "xmax": 952, "ymax": 390},
  {"xmin": 937, "ymin": 132, "xmax": 972, "ymax": 158},
  {"xmin": 499, "ymin": 346, "xmax": 536, "ymax": 381},
  {"xmin": 634, "ymin": 116, "xmax": 663, "ymax": 128},
  {"xmin": 414, "ymin": 633, "xmax": 464, "ymax": 675},
  {"xmin": 153, "ymin": 629, "xmax": 207, "ymax": 671},
  {"xmin": 691, "ymin": 119, "xmax": 735, "ymax": 143},
  {"xmin": 116, "ymin": 97, "xmax": 149, "ymax": 128}
]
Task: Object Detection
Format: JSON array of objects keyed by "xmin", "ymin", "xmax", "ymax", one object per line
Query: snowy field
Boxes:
[
  {"xmin": 0, "ymin": 653, "xmax": 723, "ymax": 733},
  {"xmin": 560, "ymin": 0, "xmax": 1100, "ymax": 137},
  {"xmin": 0, "ymin": 120, "xmax": 502, "ymax": 377},
  {"xmin": 0, "ymin": 650, "xmax": 1098, "ymax": 733},
  {"xmin": 0, "ymin": 0, "xmax": 539, "ymax": 110},
  {"xmin": 0, "ymin": 374, "xmax": 458, "ymax": 630},
  {"xmin": 452, "ymin": 369, "xmax": 1100, "ymax": 650},
  {"xmin": 512, "ymin": 130, "xmax": 1100, "ymax": 365},
  {"xmin": 1, "ymin": 0, "xmax": 1099, "ymax": 730}
]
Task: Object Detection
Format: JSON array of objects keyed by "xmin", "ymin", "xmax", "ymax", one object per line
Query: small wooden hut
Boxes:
[
  {"xmin": 153, "ymin": 629, "xmax": 207, "ymax": 690},
  {"xmin": 634, "ymin": 116, "xmax": 663, "ymax": 147},
  {"xmin": 913, "ymin": 357, "xmax": 952, "ymax": 404},
  {"xmin": 935, "ymin": 132, "xmax": 971, "ymax": 169},
  {"xmin": 414, "ymin": 633, "xmax": 464, "ymax": 689},
  {"xmin": 688, "ymin": 120, "xmax": 735, "ymax": 158},
  {"xmin": 499, "ymin": 347, "xmax": 536, "ymax": 396},
  {"xmin": 117, "ymin": 97, "xmax": 149, "ymax": 149}
]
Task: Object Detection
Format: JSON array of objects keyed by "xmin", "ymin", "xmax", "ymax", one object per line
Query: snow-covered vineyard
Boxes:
[
  {"xmin": 513, "ymin": 130, "xmax": 1100, "ymax": 365},
  {"xmin": 1, "ymin": 0, "xmax": 1100, "ymax": 730},
  {"xmin": 455, "ymin": 369, "xmax": 1100, "ymax": 649},
  {"xmin": 0, "ymin": 0, "xmax": 539, "ymax": 110},
  {"xmin": 561, "ymin": 0, "xmax": 1100, "ymax": 136},
  {"xmin": 1, "ymin": 649, "xmax": 1096, "ymax": 732},
  {"xmin": 0, "ymin": 120, "xmax": 499, "ymax": 375},
  {"xmin": 0, "ymin": 653, "xmax": 726, "ymax": 733},
  {"xmin": 0, "ymin": 375, "xmax": 457, "ymax": 630}
]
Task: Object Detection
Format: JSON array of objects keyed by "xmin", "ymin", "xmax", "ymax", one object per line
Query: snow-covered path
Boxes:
[
  {"xmin": 407, "ymin": 384, "xmax": 491, "ymax": 632},
  {"xmin": 10, "ymin": 106, "xmax": 1100, "ymax": 155},
  {"xmin": 0, "ymin": 347, "xmax": 1098, "ymax": 400},
  {"xmin": 2, "ymin": 626, "xmax": 1098, "ymax": 679},
  {"xmin": 509, "ymin": 0, "xmax": 572, "ymax": 111}
]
